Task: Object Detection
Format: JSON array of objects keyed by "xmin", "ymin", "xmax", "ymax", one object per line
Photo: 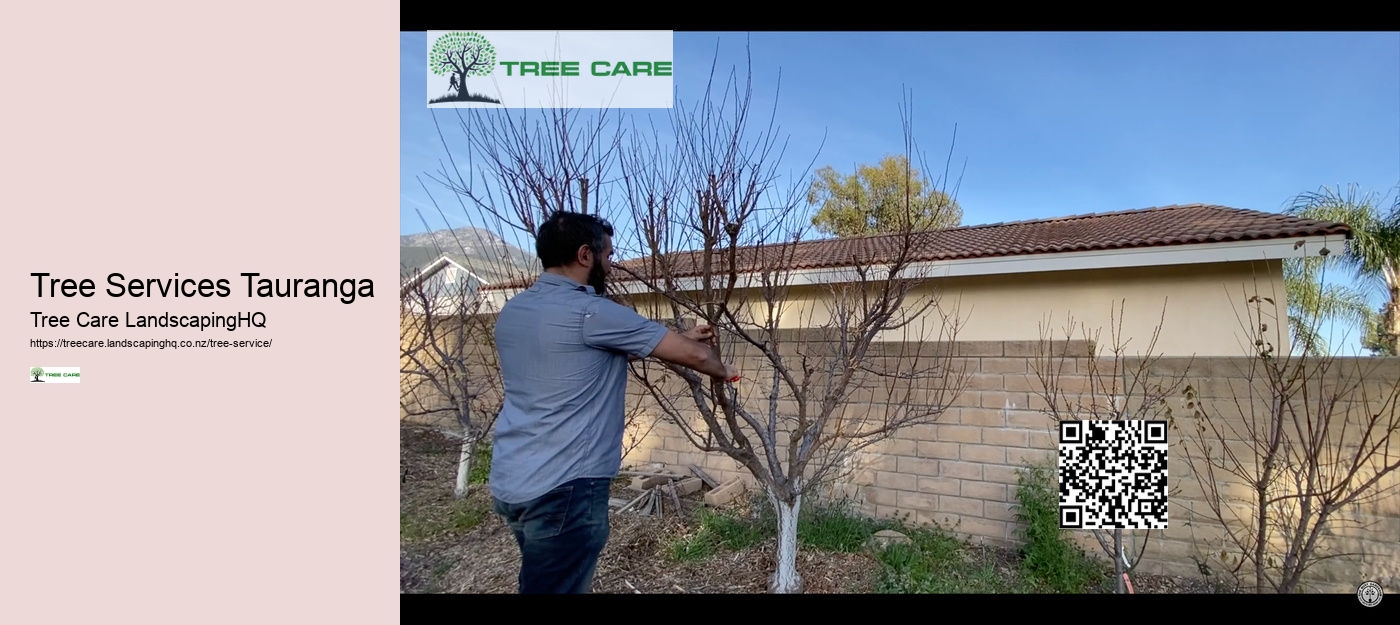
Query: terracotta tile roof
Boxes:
[{"xmin": 482, "ymin": 204, "xmax": 1351, "ymax": 291}]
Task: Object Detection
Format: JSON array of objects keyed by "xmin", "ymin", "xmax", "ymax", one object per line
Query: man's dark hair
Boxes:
[{"xmin": 535, "ymin": 211, "xmax": 614, "ymax": 269}]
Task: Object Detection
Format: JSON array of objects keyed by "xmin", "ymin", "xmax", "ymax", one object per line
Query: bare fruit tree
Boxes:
[
  {"xmin": 612, "ymin": 54, "xmax": 971, "ymax": 593},
  {"xmin": 1031, "ymin": 299, "xmax": 1194, "ymax": 593},
  {"xmin": 418, "ymin": 41, "xmax": 971, "ymax": 593},
  {"xmin": 400, "ymin": 259, "xmax": 502, "ymax": 499},
  {"xmin": 1172, "ymin": 282, "xmax": 1400, "ymax": 593},
  {"xmin": 410, "ymin": 91, "xmax": 657, "ymax": 481},
  {"xmin": 423, "ymin": 104, "xmax": 626, "ymax": 245}
]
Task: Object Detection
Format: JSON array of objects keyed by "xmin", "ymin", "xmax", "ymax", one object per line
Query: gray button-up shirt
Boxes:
[{"xmin": 488, "ymin": 272, "xmax": 670, "ymax": 504}]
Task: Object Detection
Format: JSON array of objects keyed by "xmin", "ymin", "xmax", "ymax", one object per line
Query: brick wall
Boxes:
[{"xmin": 616, "ymin": 335, "xmax": 1400, "ymax": 594}]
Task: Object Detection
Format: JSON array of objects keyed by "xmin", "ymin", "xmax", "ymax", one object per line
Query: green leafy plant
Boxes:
[
  {"xmin": 468, "ymin": 440, "xmax": 491, "ymax": 485},
  {"xmin": 667, "ymin": 507, "xmax": 768, "ymax": 562},
  {"xmin": 873, "ymin": 524, "xmax": 1036, "ymax": 594},
  {"xmin": 1014, "ymin": 463, "xmax": 1108, "ymax": 593}
]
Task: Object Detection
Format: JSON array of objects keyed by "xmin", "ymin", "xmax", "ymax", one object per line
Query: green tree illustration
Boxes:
[
  {"xmin": 429, "ymin": 32, "xmax": 500, "ymax": 103},
  {"xmin": 30, "ymin": 367, "xmax": 44, "ymax": 382}
]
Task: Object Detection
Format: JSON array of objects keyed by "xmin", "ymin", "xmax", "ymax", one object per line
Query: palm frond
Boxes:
[{"xmin": 1286, "ymin": 183, "xmax": 1400, "ymax": 286}]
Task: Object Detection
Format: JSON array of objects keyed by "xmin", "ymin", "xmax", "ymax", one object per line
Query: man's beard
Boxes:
[{"xmin": 588, "ymin": 257, "xmax": 607, "ymax": 295}]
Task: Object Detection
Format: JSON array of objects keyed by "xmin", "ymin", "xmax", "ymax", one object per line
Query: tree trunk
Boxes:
[
  {"xmin": 1387, "ymin": 287, "xmax": 1400, "ymax": 356},
  {"xmin": 1255, "ymin": 481, "xmax": 1271, "ymax": 592},
  {"xmin": 767, "ymin": 489, "xmax": 804, "ymax": 594},
  {"xmin": 1113, "ymin": 530, "xmax": 1125, "ymax": 594},
  {"xmin": 454, "ymin": 72, "xmax": 468, "ymax": 97},
  {"xmin": 454, "ymin": 432, "xmax": 476, "ymax": 499}
]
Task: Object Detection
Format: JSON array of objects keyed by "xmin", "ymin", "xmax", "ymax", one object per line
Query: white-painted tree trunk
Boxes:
[
  {"xmin": 768, "ymin": 489, "xmax": 804, "ymax": 594},
  {"xmin": 454, "ymin": 434, "xmax": 476, "ymax": 499}
]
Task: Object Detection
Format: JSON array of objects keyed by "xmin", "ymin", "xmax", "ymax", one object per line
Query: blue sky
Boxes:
[
  {"xmin": 404, "ymin": 32, "xmax": 1398, "ymax": 233},
  {"xmin": 401, "ymin": 31, "xmax": 1400, "ymax": 352}
]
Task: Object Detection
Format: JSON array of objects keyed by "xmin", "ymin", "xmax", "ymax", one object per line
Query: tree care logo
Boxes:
[
  {"xmin": 429, "ymin": 31, "xmax": 501, "ymax": 105},
  {"xmin": 29, "ymin": 366, "xmax": 80, "ymax": 383},
  {"xmin": 426, "ymin": 31, "xmax": 674, "ymax": 109}
]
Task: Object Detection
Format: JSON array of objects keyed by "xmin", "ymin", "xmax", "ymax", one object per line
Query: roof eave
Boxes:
[{"xmin": 480, "ymin": 233, "xmax": 1343, "ymax": 303}]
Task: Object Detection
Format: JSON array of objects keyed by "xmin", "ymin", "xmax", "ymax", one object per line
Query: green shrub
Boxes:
[
  {"xmin": 468, "ymin": 440, "xmax": 491, "ymax": 485},
  {"xmin": 874, "ymin": 524, "xmax": 1033, "ymax": 594},
  {"xmin": 1013, "ymin": 462, "xmax": 1106, "ymax": 593}
]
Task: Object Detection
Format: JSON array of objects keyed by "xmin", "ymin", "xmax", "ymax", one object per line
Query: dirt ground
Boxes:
[{"xmin": 400, "ymin": 426, "xmax": 1221, "ymax": 594}]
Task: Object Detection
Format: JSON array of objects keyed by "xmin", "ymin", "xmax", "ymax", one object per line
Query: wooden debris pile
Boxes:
[{"xmin": 608, "ymin": 464, "xmax": 748, "ymax": 517}]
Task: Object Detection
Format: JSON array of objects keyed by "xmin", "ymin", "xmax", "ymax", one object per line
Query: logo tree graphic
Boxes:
[
  {"xmin": 429, "ymin": 32, "xmax": 501, "ymax": 104},
  {"xmin": 30, "ymin": 367, "xmax": 44, "ymax": 382}
]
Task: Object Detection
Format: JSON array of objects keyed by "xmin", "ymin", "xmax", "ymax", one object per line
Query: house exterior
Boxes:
[
  {"xmin": 399, "ymin": 251, "xmax": 499, "ymax": 426},
  {"xmin": 480, "ymin": 204, "xmax": 1351, "ymax": 357},
  {"xmin": 464, "ymin": 204, "xmax": 1400, "ymax": 591},
  {"xmin": 399, "ymin": 252, "xmax": 493, "ymax": 316}
]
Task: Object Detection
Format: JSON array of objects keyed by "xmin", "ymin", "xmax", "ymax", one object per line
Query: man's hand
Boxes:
[
  {"xmin": 652, "ymin": 326, "xmax": 734, "ymax": 382},
  {"xmin": 719, "ymin": 364, "xmax": 740, "ymax": 382},
  {"xmin": 686, "ymin": 326, "xmax": 737, "ymax": 381},
  {"xmin": 682, "ymin": 324, "xmax": 716, "ymax": 344}
]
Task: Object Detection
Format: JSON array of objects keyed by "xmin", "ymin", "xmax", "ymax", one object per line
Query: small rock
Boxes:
[{"xmin": 864, "ymin": 530, "xmax": 912, "ymax": 551}]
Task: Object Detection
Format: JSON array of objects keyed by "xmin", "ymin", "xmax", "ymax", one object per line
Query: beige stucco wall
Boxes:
[{"xmin": 623, "ymin": 260, "xmax": 1289, "ymax": 358}]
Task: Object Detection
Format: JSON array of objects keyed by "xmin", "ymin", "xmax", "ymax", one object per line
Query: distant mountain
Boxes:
[{"xmin": 400, "ymin": 226, "xmax": 538, "ymax": 285}]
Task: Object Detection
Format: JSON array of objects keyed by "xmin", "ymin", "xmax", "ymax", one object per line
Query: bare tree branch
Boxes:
[{"xmin": 1172, "ymin": 270, "xmax": 1400, "ymax": 593}]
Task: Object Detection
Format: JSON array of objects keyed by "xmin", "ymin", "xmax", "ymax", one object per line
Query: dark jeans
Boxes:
[{"xmin": 492, "ymin": 476, "xmax": 612, "ymax": 594}]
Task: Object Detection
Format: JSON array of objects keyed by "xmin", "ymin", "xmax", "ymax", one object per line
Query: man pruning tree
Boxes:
[{"xmin": 489, "ymin": 210, "xmax": 739, "ymax": 594}]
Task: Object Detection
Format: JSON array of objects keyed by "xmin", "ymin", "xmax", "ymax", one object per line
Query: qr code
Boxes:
[{"xmin": 1057, "ymin": 420, "xmax": 1168, "ymax": 529}]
